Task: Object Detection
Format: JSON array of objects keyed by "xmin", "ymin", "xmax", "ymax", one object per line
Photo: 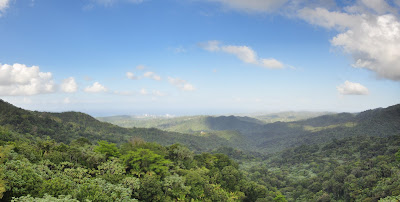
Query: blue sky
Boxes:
[{"xmin": 0, "ymin": 0, "xmax": 399, "ymax": 116}]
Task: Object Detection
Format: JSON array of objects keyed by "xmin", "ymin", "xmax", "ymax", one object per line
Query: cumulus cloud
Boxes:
[
  {"xmin": 126, "ymin": 72, "xmax": 138, "ymax": 80},
  {"xmin": 337, "ymin": 81, "xmax": 369, "ymax": 95},
  {"xmin": 84, "ymin": 82, "xmax": 107, "ymax": 93},
  {"xmin": 0, "ymin": 0, "xmax": 10, "ymax": 16},
  {"xmin": 143, "ymin": 71, "xmax": 161, "ymax": 81},
  {"xmin": 0, "ymin": 63, "xmax": 55, "ymax": 96},
  {"xmin": 168, "ymin": 77, "xmax": 196, "ymax": 91},
  {"xmin": 61, "ymin": 77, "xmax": 78, "ymax": 93},
  {"xmin": 204, "ymin": 0, "xmax": 400, "ymax": 81},
  {"xmin": 298, "ymin": 3, "xmax": 400, "ymax": 81},
  {"xmin": 201, "ymin": 40, "xmax": 285, "ymax": 69}
]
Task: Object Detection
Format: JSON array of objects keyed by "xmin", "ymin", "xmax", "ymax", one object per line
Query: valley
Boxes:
[{"xmin": 1, "ymin": 99, "xmax": 399, "ymax": 201}]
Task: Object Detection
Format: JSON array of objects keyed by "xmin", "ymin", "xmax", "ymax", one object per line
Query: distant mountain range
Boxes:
[{"xmin": 1, "ymin": 99, "xmax": 399, "ymax": 154}]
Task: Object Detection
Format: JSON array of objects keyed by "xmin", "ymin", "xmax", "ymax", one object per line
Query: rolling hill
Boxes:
[
  {"xmin": 1, "ymin": 99, "xmax": 399, "ymax": 154},
  {"xmin": 99, "ymin": 104, "xmax": 400, "ymax": 154}
]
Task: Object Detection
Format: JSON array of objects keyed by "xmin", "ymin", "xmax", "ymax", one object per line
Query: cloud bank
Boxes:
[
  {"xmin": 207, "ymin": 0, "xmax": 400, "ymax": 81},
  {"xmin": 0, "ymin": 63, "xmax": 55, "ymax": 96}
]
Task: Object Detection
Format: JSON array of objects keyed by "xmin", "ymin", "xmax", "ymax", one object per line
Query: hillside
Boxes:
[
  {"xmin": 96, "ymin": 112, "xmax": 327, "ymax": 131},
  {"xmin": 1, "ymin": 100, "xmax": 400, "ymax": 201},
  {"xmin": 98, "ymin": 104, "xmax": 400, "ymax": 154},
  {"xmin": 1, "ymin": 99, "xmax": 399, "ymax": 154},
  {"xmin": 0, "ymin": 100, "xmax": 243, "ymax": 152}
]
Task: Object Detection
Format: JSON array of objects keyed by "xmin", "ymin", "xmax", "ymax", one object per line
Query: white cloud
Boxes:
[
  {"xmin": 61, "ymin": 77, "xmax": 78, "ymax": 93},
  {"xmin": 298, "ymin": 7, "xmax": 361, "ymax": 30},
  {"xmin": 359, "ymin": 0, "xmax": 394, "ymax": 15},
  {"xmin": 126, "ymin": 72, "xmax": 138, "ymax": 80},
  {"xmin": 261, "ymin": 58, "xmax": 284, "ymax": 69},
  {"xmin": 84, "ymin": 82, "xmax": 107, "ymax": 93},
  {"xmin": 0, "ymin": 63, "xmax": 55, "ymax": 96},
  {"xmin": 0, "ymin": 0, "xmax": 10, "ymax": 16},
  {"xmin": 299, "ymin": 6, "xmax": 400, "ymax": 81},
  {"xmin": 182, "ymin": 83, "xmax": 195, "ymax": 91},
  {"xmin": 337, "ymin": 81, "xmax": 369, "ymax": 95},
  {"xmin": 221, "ymin": 45, "xmax": 258, "ymax": 64},
  {"xmin": 208, "ymin": 0, "xmax": 288, "ymax": 13},
  {"xmin": 168, "ymin": 77, "xmax": 196, "ymax": 91},
  {"xmin": 204, "ymin": 1, "xmax": 400, "ymax": 81},
  {"xmin": 201, "ymin": 40, "xmax": 285, "ymax": 69},
  {"xmin": 143, "ymin": 71, "xmax": 161, "ymax": 81}
]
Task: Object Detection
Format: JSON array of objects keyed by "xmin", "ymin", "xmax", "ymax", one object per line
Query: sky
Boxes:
[{"xmin": 0, "ymin": 0, "xmax": 399, "ymax": 116}]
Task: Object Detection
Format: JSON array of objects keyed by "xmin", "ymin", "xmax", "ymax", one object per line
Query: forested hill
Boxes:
[
  {"xmin": 98, "ymin": 104, "xmax": 400, "ymax": 153},
  {"xmin": 0, "ymin": 99, "xmax": 243, "ymax": 152},
  {"xmin": 1, "ymin": 99, "xmax": 399, "ymax": 154}
]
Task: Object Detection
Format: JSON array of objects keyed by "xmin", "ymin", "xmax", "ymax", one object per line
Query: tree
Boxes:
[
  {"xmin": 274, "ymin": 192, "xmax": 288, "ymax": 202},
  {"xmin": 94, "ymin": 140, "xmax": 120, "ymax": 159},
  {"xmin": 121, "ymin": 148, "xmax": 171, "ymax": 177},
  {"xmin": 0, "ymin": 145, "xmax": 12, "ymax": 199},
  {"xmin": 138, "ymin": 174, "xmax": 164, "ymax": 201},
  {"xmin": 162, "ymin": 174, "xmax": 190, "ymax": 200}
]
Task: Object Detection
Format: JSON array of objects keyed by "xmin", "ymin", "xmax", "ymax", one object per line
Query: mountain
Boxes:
[
  {"xmin": 2, "ymin": 99, "xmax": 399, "ymax": 202},
  {"xmin": 99, "ymin": 104, "xmax": 400, "ymax": 154},
  {"xmin": 0, "ymin": 99, "xmax": 245, "ymax": 152},
  {"xmin": 1, "ymin": 99, "xmax": 399, "ymax": 154}
]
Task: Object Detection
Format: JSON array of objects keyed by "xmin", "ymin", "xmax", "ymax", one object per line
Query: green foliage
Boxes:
[
  {"xmin": 97, "ymin": 158, "xmax": 126, "ymax": 183},
  {"xmin": 246, "ymin": 135, "xmax": 400, "ymax": 201},
  {"xmin": 94, "ymin": 140, "xmax": 120, "ymax": 158},
  {"xmin": 137, "ymin": 174, "xmax": 164, "ymax": 201},
  {"xmin": 3, "ymin": 159, "xmax": 44, "ymax": 199},
  {"xmin": 379, "ymin": 195, "xmax": 400, "ymax": 202},
  {"xmin": 0, "ymin": 145, "xmax": 13, "ymax": 199},
  {"xmin": 162, "ymin": 174, "xmax": 190, "ymax": 200},
  {"xmin": 11, "ymin": 194, "xmax": 79, "ymax": 202},
  {"xmin": 1, "ymin": 99, "xmax": 400, "ymax": 202},
  {"xmin": 274, "ymin": 192, "xmax": 287, "ymax": 202},
  {"xmin": 121, "ymin": 148, "xmax": 171, "ymax": 177}
]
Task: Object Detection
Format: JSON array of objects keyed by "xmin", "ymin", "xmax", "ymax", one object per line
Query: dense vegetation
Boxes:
[
  {"xmin": 1, "ymin": 99, "xmax": 400, "ymax": 201},
  {"xmin": 245, "ymin": 135, "xmax": 400, "ymax": 201},
  {"xmin": 0, "ymin": 100, "xmax": 246, "ymax": 153},
  {"xmin": 0, "ymin": 126, "xmax": 282, "ymax": 201},
  {"xmin": 100, "ymin": 104, "xmax": 400, "ymax": 154}
]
